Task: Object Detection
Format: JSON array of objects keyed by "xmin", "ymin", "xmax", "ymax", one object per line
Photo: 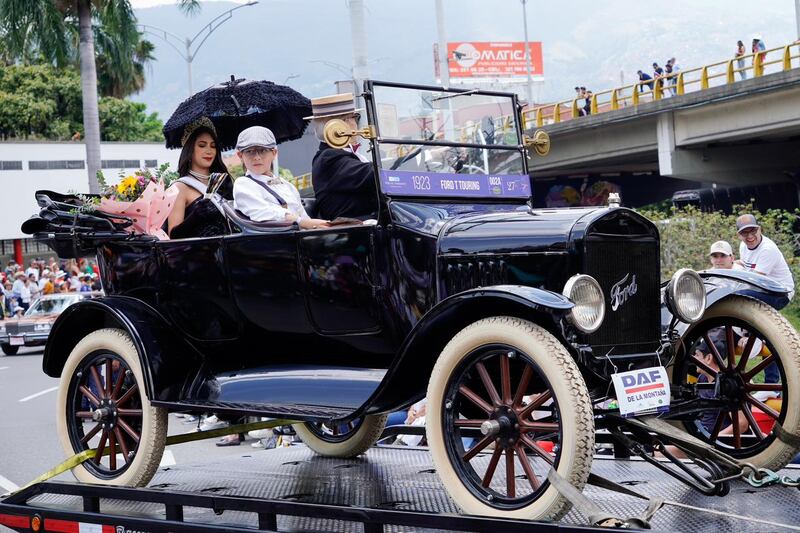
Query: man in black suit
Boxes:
[{"xmin": 308, "ymin": 93, "xmax": 378, "ymax": 220}]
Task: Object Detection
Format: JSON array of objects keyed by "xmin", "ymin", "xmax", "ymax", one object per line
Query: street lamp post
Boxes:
[
  {"xmin": 796, "ymin": 0, "xmax": 800, "ymax": 40},
  {"xmin": 140, "ymin": 1, "xmax": 258, "ymax": 96},
  {"xmin": 520, "ymin": 0, "xmax": 534, "ymax": 105}
]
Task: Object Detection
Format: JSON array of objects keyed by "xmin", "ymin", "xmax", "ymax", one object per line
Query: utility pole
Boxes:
[
  {"xmin": 521, "ymin": 0, "xmax": 534, "ymax": 105},
  {"xmin": 140, "ymin": 1, "xmax": 258, "ymax": 96},
  {"xmin": 435, "ymin": 0, "xmax": 450, "ymax": 87},
  {"xmin": 796, "ymin": 0, "xmax": 800, "ymax": 40},
  {"xmin": 348, "ymin": 0, "xmax": 369, "ymax": 98}
]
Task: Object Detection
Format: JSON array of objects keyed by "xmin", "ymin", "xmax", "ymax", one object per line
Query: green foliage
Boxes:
[
  {"xmin": 98, "ymin": 97, "xmax": 163, "ymax": 142},
  {"xmin": 638, "ymin": 204, "xmax": 800, "ymax": 321},
  {"xmin": 227, "ymin": 162, "xmax": 245, "ymax": 179},
  {"xmin": 0, "ymin": 64, "xmax": 163, "ymax": 141}
]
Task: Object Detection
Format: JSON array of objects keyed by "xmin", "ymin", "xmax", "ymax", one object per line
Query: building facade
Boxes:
[{"xmin": 1, "ymin": 142, "xmax": 178, "ymax": 262}]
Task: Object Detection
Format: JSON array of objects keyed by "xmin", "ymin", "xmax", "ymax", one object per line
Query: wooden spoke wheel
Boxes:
[
  {"xmin": 293, "ymin": 414, "xmax": 387, "ymax": 458},
  {"xmin": 673, "ymin": 297, "xmax": 800, "ymax": 470},
  {"xmin": 57, "ymin": 329, "xmax": 166, "ymax": 486},
  {"xmin": 427, "ymin": 317, "xmax": 594, "ymax": 521}
]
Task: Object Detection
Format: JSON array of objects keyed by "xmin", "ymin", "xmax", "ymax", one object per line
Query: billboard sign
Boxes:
[{"xmin": 446, "ymin": 41, "xmax": 544, "ymax": 83}]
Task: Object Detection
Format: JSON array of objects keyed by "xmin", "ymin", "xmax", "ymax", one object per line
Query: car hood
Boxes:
[
  {"xmin": 436, "ymin": 207, "xmax": 609, "ymax": 256},
  {"xmin": 2, "ymin": 315, "xmax": 57, "ymax": 326}
]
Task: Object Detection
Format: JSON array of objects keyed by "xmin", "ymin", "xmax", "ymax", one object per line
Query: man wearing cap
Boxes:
[
  {"xmin": 233, "ymin": 126, "xmax": 329, "ymax": 230},
  {"xmin": 308, "ymin": 93, "xmax": 378, "ymax": 220},
  {"xmin": 735, "ymin": 213, "xmax": 794, "ymax": 310},
  {"xmin": 708, "ymin": 240, "xmax": 742, "ymax": 270}
]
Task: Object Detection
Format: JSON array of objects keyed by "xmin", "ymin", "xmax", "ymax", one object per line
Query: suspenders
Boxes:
[{"xmin": 245, "ymin": 175, "xmax": 288, "ymax": 208}]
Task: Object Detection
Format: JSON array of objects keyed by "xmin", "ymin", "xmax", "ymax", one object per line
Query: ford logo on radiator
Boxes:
[{"xmin": 610, "ymin": 273, "xmax": 638, "ymax": 312}]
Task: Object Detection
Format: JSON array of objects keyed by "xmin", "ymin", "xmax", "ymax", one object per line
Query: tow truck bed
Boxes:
[{"xmin": 2, "ymin": 445, "xmax": 799, "ymax": 532}]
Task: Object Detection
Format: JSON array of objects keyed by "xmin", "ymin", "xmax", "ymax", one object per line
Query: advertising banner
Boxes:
[{"xmin": 447, "ymin": 41, "xmax": 544, "ymax": 82}]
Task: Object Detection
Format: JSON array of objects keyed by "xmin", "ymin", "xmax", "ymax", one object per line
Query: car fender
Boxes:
[
  {"xmin": 661, "ymin": 269, "xmax": 790, "ymax": 335},
  {"xmin": 361, "ymin": 285, "xmax": 574, "ymax": 414},
  {"xmin": 43, "ymin": 296, "xmax": 202, "ymax": 401}
]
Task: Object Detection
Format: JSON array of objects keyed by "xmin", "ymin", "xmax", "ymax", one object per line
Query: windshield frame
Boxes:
[{"xmin": 363, "ymin": 80, "xmax": 530, "ymax": 206}]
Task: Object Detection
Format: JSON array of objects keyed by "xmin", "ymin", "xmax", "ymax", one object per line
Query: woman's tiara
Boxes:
[{"xmin": 181, "ymin": 117, "xmax": 217, "ymax": 146}]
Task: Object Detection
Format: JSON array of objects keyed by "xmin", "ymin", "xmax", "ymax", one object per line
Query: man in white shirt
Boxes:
[
  {"xmin": 735, "ymin": 214, "xmax": 794, "ymax": 309},
  {"xmin": 734, "ymin": 213, "xmax": 794, "ymax": 387},
  {"xmin": 233, "ymin": 126, "xmax": 329, "ymax": 230}
]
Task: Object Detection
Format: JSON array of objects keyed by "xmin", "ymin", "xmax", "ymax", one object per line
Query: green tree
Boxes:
[
  {"xmin": 638, "ymin": 205, "xmax": 800, "ymax": 328},
  {"xmin": 0, "ymin": 0, "xmax": 200, "ymax": 192},
  {"xmin": 98, "ymin": 97, "xmax": 162, "ymax": 141},
  {"xmin": 0, "ymin": 63, "xmax": 163, "ymax": 142}
]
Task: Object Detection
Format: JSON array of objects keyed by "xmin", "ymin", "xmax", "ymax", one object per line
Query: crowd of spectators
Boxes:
[{"xmin": 1, "ymin": 257, "xmax": 101, "ymax": 318}]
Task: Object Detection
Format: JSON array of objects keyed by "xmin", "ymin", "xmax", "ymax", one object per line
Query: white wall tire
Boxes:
[
  {"xmin": 427, "ymin": 316, "xmax": 594, "ymax": 521},
  {"xmin": 293, "ymin": 414, "xmax": 387, "ymax": 458},
  {"xmin": 672, "ymin": 296, "xmax": 800, "ymax": 470},
  {"xmin": 56, "ymin": 328, "xmax": 167, "ymax": 486}
]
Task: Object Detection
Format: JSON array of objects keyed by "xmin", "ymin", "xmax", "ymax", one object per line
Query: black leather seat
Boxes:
[
  {"xmin": 219, "ymin": 199, "xmax": 297, "ymax": 233},
  {"xmin": 301, "ymin": 196, "xmax": 318, "ymax": 218}
]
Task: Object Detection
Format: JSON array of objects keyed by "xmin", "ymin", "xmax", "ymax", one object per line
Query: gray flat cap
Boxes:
[{"xmin": 236, "ymin": 126, "xmax": 277, "ymax": 151}]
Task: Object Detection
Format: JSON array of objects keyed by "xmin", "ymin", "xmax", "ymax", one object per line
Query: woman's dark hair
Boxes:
[{"xmin": 177, "ymin": 126, "xmax": 228, "ymax": 177}]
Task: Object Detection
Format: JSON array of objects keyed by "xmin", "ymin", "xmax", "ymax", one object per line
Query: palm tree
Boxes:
[
  {"xmin": 97, "ymin": 32, "xmax": 156, "ymax": 98},
  {"xmin": 0, "ymin": 0, "xmax": 200, "ymax": 193}
]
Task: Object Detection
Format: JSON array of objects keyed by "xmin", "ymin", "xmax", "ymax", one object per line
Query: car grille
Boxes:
[
  {"xmin": 4, "ymin": 323, "xmax": 32, "ymax": 335},
  {"xmin": 584, "ymin": 236, "xmax": 661, "ymax": 356}
]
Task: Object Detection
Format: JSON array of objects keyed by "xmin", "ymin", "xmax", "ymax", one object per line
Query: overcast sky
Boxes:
[{"xmin": 129, "ymin": 0, "xmax": 800, "ymax": 119}]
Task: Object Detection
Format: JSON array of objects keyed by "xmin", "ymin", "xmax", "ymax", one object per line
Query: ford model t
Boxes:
[{"xmin": 25, "ymin": 81, "xmax": 800, "ymax": 521}]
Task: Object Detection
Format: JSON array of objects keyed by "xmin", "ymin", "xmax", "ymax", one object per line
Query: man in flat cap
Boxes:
[{"xmin": 307, "ymin": 93, "xmax": 378, "ymax": 220}]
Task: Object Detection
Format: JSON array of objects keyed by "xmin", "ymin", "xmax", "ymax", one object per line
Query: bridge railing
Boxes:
[{"xmin": 526, "ymin": 41, "xmax": 800, "ymax": 128}]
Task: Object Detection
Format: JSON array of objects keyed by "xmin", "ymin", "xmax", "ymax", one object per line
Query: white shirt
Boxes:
[
  {"xmin": 233, "ymin": 173, "xmax": 309, "ymax": 223},
  {"xmin": 739, "ymin": 235, "xmax": 795, "ymax": 299}
]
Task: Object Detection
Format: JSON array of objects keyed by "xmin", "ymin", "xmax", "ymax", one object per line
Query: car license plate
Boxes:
[
  {"xmin": 9, "ymin": 336, "xmax": 24, "ymax": 346},
  {"xmin": 611, "ymin": 366, "xmax": 670, "ymax": 417}
]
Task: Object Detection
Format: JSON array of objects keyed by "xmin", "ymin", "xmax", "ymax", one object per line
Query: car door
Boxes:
[{"xmin": 298, "ymin": 224, "xmax": 382, "ymax": 334}]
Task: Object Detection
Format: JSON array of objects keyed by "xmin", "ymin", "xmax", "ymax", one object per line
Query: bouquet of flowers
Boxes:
[{"xmin": 89, "ymin": 164, "xmax": 179, "ymax": 240}]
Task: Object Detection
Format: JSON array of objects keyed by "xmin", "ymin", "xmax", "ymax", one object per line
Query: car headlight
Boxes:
[
  {"xmin": 667, "ymin": 268, "xmax": 706, "ymax": 323},
  {"xmin": 0, "ymin": 324, "xmax": 5, "ymax": 335},
  {"xmin": 34, "ymin": 323, "xmax": 50, "ymax": 332},
  {"xmin": 563, "ymin": 274, "xmax": 605, "ymax": 333}
]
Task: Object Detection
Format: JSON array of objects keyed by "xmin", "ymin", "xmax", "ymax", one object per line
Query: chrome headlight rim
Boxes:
[
  {"xmin": 667, "ymin": 268, "xmax": 707, "ymax": 323},
  {"xmin": 562, "ymin": 274, "xmax": 605, "ymax": 334}
]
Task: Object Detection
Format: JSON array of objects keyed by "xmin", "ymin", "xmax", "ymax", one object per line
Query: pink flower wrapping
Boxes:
[{"xmin": 99, "ymin": 180, "xmax": 178, "ymax": 240}]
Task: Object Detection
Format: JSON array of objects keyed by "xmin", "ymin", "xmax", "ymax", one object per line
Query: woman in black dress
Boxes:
[{"xmin": 167, "ymin": 118, "xmax": 233, "ymax": 239}]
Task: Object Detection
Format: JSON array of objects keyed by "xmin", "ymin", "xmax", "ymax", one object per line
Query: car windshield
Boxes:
[
  {"xmin": 369, "ymin": 83, "xmax": 529, "ymax": 200},
  {"xmin": 26, "ymin": 295, "xmax": 80, "ymax": 316}
]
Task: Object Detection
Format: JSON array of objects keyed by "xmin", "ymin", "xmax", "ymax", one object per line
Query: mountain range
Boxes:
[{"xmin": 132, "ymin": 0, "xmax": 799, "ymax": 122}]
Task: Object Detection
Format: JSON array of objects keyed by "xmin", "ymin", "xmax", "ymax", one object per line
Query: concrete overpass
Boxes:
[{"xmin": 526, "ymin": 69, "xmax": 800, "ymax": 193}]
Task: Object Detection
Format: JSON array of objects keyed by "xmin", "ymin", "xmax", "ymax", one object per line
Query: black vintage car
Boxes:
[{"xmin": 25, "ymin": 81, "xmax": 800, "ymax": 521}]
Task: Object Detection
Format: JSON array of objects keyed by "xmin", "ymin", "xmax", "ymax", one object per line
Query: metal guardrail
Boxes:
[
  {"xmin": 287, "ymin": 172, "xmax": 312, "ymax": 190},
  {"xmin": 527, "ymin": 42, "xmax": 800, "ymax": 128}
]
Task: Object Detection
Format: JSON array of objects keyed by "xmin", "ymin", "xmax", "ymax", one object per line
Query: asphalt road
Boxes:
[{"xmin": 0, "ymin": 347, "xmax": 272, "ymax": 496}]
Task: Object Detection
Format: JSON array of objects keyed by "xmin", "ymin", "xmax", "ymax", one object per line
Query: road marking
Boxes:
[
  {"xmin": 0, "ymin": 366, "xmax": 9, "ymax": 371},
  {"xmin": 18, "ymin": 386, "xmax": 58, "ymax": 403},
  {"xmin": 159, "ymin": 450, "xmax": 176, "ymax": 467},
  {"xmin": 0, "ymin": 473, "xmax": 19, "ymax": 493}
]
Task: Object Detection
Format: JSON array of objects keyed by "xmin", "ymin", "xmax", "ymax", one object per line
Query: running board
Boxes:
[{"xmin": 152, "ymin": 400, "xmax": 353, "ymax": 423}]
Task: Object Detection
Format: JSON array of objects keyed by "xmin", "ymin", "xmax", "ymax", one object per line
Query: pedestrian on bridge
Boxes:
[
  {"xmin": 637, "ymin": 70, "xmax": 654, "ymax": 92},
  {"xmin": 735, "ymin": 40, "xmax": 747, "ymax": 80},
  {"xmin": 652, "ymin": 63, "xmax": 665, "ymax": 98}
]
